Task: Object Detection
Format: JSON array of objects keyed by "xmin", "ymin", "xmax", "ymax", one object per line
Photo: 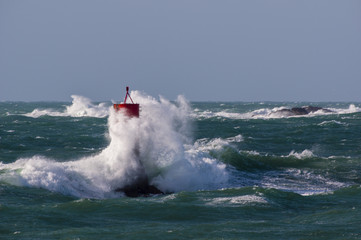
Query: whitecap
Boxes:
[
  {"xmin": 24, "ymin": 95, "xmax": 109, "ymax": 118},
  {"xmin": 206, "ymin": 195, "xmax": 268, "ymax": 206},
  {"xmin": 286, "ymin": 149, "xmax": 314, "ymax": 159}
]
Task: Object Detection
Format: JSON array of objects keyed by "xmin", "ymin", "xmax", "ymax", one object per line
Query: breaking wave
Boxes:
[
  {"xmin": 286, "ymin": 149, "xmax": 315, "ymax": 159},
  {"xmin": 24, "ymin": 95, "xmax": 109, "ymax": 118},
  {"xmin": 1, "ymin": 92, "xmax": 229, "ymax": 198}
]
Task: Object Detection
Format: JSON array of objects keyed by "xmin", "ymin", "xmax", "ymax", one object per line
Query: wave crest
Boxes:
[{"xmin": 24, "ymin": 95, "xmax": 109, "ymax": 118}]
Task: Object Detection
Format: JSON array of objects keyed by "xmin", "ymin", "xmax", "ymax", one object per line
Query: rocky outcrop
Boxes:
[
  {"xmin": 115, "ymin": 177, "xmax": 164, "ymax": 197},
  {"xmin": 276, "ymin": 106, "xmax": 333, "ymax": 116}
]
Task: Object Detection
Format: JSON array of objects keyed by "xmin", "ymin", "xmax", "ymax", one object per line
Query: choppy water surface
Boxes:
[{"xmin": 1, "ymin": 93, "xmax": 361, "ymax": 239}]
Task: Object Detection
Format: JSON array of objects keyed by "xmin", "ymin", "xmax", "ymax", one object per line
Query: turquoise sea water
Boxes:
[{"xmin": 1, "ymin": 94, "xmax": 361, "ymax": 239}]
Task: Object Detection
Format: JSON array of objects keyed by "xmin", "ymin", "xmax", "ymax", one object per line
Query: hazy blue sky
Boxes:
[{"xmin": 1, "ymin": 1, "xmax": 360, "ymax": 102}]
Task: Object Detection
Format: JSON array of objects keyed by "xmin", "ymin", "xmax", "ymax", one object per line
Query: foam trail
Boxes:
[
  {"xmin": 24, "ymin": 95, "xmax": 109, "ymax": 118},
  {"xmin": 1, "ymin": 92, "xmax": 229, "ymax": 198}
]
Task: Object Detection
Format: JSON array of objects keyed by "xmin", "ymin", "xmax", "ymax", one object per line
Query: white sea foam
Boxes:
[
  {"xmin": 240, "ymin": 150, "xmax": 261, "ymax": 156},
  {"xmin": 206, "ymin": 194, "xmax": 268, "ymax": 206},
  {"xmin": 286, "ymin": 149, "xmax": 314, "ymax": 159},
  {"xmin": 191, "ymin": 133, "xmax": 243, "ymax": 153},
  {"xmin": 24, "ymin": 95, "xmax": 109, "ymax": 118},
  {"xmin": 1, "ymin": 92, "xmax": 229, "ymax": 198},
  {"xmin": 329, "ymin": 104, "xmax": 360, "ymax": 115},
  {"xmin": 226, "ymin": 134, "xmax": 244, "ymax": 143},
  {"xmin": 318, "ymin": 120, "xmax": 348, "ymax": 126}
]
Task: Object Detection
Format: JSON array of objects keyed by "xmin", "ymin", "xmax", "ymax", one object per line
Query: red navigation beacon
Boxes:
[{"xmin": 113, "ymin": 86, "xmax": 140, "ymax": 118}]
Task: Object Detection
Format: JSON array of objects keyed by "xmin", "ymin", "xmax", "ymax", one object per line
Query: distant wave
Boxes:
[{"xmin": 24, "ymin": 95, "xmax": 109, "ymax": 118}]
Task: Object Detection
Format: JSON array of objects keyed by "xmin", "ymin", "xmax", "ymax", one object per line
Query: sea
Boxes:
[{"xmin": 1, "ymin": 91, "xmax": 361, "ymax": 239}]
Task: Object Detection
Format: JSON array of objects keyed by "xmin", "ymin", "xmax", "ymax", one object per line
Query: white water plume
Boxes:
[{"xmin": 1, "ymin": 92, "xmax": 229, "ymax": 198}]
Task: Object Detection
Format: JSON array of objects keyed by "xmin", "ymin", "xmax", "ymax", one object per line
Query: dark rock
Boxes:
[
  {"xmin": 115, "ymin": 178, "xmax": 164, "ymax": 197},
  {"xmin": 115, "ymin": 146, "xmax": 165, "ymax": 197},
  {"xmin": 276, "ymin": 106, "xmax": 333, "ymax": 116},
  {"xmin": 303, "ymin": 106, "xmax": 323, "ymax": 113},
  {"xmin": 290, "ymin": 107, "xmax": 310, "ymax": 115}
]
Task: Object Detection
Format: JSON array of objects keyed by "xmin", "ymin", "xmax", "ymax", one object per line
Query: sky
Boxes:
[{"xmin": 1, "ymin": 0, "xmax": 360, "ymax": 102}]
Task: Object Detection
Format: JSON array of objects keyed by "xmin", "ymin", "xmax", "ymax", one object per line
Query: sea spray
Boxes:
[
  {"xmin": 1, "ymin": 92, "xmax": 229, "ymax": 198},
  {"xmin": 24, "ymin": 95, "xmax": 109, "ymax": 118},
  {"xmin": 104, "ymin": 91, "xmax": 228, "ymax": 193},
  {"xmin": 65, "ymin": 95, "xmax": 109, "ymax": 118}
]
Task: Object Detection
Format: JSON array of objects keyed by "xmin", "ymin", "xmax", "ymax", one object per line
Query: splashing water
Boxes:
[
  {"xmin": 24, "ymin": 95, "xmax": 109, "ymax": 118},
  {"xmin": 1, "ymin": 92, "xmax": 228, "ymax": 198}
]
